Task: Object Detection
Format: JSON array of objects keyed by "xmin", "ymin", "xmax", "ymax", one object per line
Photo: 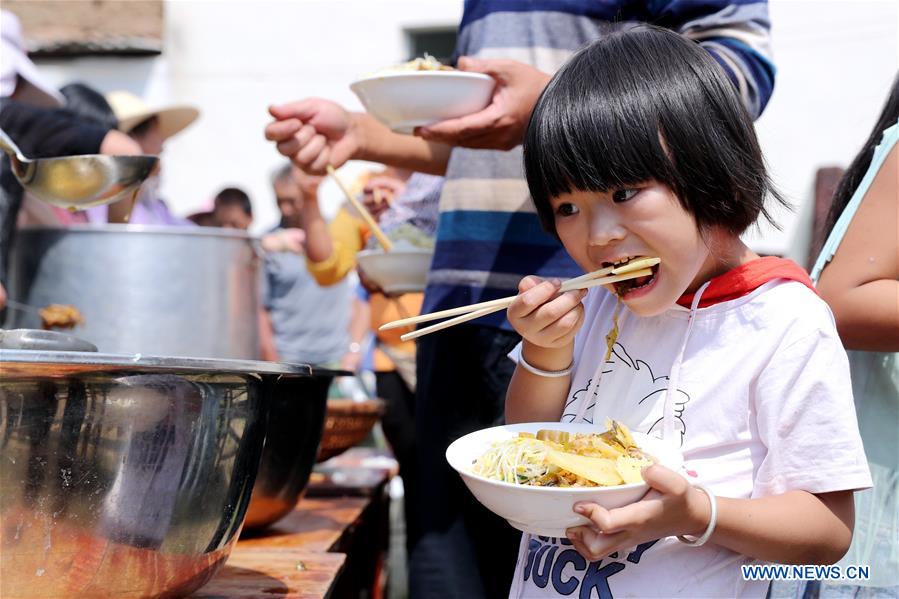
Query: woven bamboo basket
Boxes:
[{"xmin": 317, "ymin": 397, "xmax": 386, "ymax": 462}]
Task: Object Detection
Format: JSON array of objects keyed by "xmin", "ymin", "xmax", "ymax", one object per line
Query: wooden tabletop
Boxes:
[
  {"xmin": 192, "ymin": 550, "xmax": 346, "ymax": 599},
  {"xmin": 193, "ymin": 448, "xmax": 396, "ymax": 599},
  {"xmin": 237, "ymin": 497, "xmax": 369, "ymax": 553}
]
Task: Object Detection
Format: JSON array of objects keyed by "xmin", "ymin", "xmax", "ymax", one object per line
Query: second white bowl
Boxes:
[{"xmin": 357, "ymin": 248, "xmax": 434, "ymax": 294}]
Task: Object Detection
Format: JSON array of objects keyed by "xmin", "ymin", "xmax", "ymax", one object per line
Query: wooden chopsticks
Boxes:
[
  {"xmin": 327, "ymin": 165, "xmax": 394, "ymax": 251},
  {"xmin": 382, "ymin": 257, "xmax": 660, "ymax": 341}
]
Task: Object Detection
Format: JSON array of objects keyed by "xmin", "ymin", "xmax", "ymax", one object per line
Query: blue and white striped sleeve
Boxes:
[{"xmin": 651, "ymin": 1, "xmax": 776, "ymax": 120}]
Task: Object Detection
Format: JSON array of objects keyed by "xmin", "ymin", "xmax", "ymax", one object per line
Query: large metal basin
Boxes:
[
  {"xmin": 242, "ymin": 371, "xmax": 333, "ymax": 532},
  {"xmin": 6, "ymin": 225, "xmax": 260, "ymax": 359},
  {"xmin": 0, "ymin": 349, "xmax": 311, "ymax": 598}
]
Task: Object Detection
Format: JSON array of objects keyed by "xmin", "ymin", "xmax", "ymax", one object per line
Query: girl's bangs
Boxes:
[
  {"xmin": 525, "ymin": 26, "xmax": 781, "ymax": 236},
  {"xmin": 525, "ymin": 62, "xmax": 679, "ymax": 209}
]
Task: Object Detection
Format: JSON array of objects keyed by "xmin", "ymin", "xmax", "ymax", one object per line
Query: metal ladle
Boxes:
[{"xmin": 0, "ymin": 127, "xmax": 158, "ymax": 210}]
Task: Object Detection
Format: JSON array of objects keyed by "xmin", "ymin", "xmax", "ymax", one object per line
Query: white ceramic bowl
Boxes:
[
  {"xmin": 446, "ymin": 422, "xmax": 684, "ymax": 537},
  {"xmin": 350, "ymin": 71, "xmax": 495, "ymax": 134},
  {"xmin": 356, "ymin": 248, "xmax": 434, "ymax": 294}
]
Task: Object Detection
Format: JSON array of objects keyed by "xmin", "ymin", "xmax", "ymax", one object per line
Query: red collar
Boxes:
[{"xmin": 677, "ymin": 257, "xmax": 816, "ymax": 309}]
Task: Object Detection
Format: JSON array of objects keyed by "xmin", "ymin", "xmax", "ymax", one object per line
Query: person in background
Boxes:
[
  {"xmin": 105, "ymin": 90, "xmax": 199, "ymax": 225},
  {"xmin": 61, "ymin": 82, "xmax": 118, "ymax": 130},
  {"xmin": 186, "ymin": 210, "xmax": 217, "ymax": 227},
  {"xmin": 258, "ymin": 164, "xmax": 353, "ymax": 368},
  {"xmin": 16, "ymin": 82, "xmax": 123, "ymax": 226},
  {"xmin": 0, "ymin": 10, "xmax": 63, "ymax": 109},
  {"xmin": 300, "ymin": 167, "xmax": 406, "ymax": 284},
  {"xmin": 0, "ymin": 10, "xmax": 140, "ymax": 310},
  {"xmin": 268, "ymin": 3, "xmax": 777, "ymax": 596},
  {"xmin": 800, "ymin": 76, "xmax": 898, "ymax": 599},
  {"xmin": 299, "ymin": 167, "xmax": 441, "ymax": 570},
  {"xmin": 213, "ymin": 186, "xmax": 253, "ymax": 230}
]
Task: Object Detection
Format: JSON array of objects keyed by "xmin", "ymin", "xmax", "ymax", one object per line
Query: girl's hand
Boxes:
[
  {"xmin": 507, "ymin": 276, "xmax": 586, "ymax": 349},
  {"xmin": 566, "ymin": 464, "xmax": 712, "ymax": 561}
]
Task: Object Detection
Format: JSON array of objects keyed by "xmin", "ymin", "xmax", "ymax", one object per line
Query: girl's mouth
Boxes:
[
  {"xmin": 597, "ymin": 256, "xmax": 661, "ymax": 298},
  {"xmin": 608, "ymin": 262, "xmax": 660, "ymax": 297}
]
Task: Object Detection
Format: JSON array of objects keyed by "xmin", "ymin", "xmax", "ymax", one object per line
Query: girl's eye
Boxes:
[
  {"xmin": 612, "ymin": 188, "xmax": 639, "ymax": 203},
  {"xmin": 555, "ymin": 203, "xmax": 579, "ymax": 217}
]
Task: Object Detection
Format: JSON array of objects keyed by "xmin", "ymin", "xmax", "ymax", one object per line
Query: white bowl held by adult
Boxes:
[{"xmin": 351, "ymin": 70, "xmax": 495, "ymax": 134}]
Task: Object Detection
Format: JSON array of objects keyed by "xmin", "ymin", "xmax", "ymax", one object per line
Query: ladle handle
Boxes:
[
  {"xmin": 0, "ymin": 128, "xmax": 32, "ymax": 181},
  {"xmin": 0, "ymin": 128, "xmax": 27, "ymax": 162}
]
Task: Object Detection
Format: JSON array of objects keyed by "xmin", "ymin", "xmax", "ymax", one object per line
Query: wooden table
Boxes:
[
  {"xmin": 194, "ymin": 449, "xmax": 395, "ymax": 599},
  {"xmin": 194, "ymin": 551, "xmax": 346, "ymax": 599}
]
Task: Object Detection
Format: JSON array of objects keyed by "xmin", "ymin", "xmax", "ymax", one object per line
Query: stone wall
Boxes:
[{"xmin": 5, "ymin": 0, "xmax": 162, "ymax": 55}]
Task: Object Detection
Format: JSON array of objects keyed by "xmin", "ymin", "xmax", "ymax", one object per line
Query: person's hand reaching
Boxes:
[
  {"xmin": 266, "ymin": 99, "xmax": 360, "ymax": 174},
  {"xmin": 261, "ymin": 228, "xmax": 306, "ymax": 254}
]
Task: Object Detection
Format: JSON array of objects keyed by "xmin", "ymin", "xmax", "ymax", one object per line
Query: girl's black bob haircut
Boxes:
[{"xmin": 523, "ymin": 26, "xmax": 786, "ymax": 237}]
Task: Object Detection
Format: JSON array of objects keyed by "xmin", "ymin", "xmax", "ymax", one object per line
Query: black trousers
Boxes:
[
  {"xmin": 408, "ymin": 324, "xmax": 523, "ymax": 599},
  {"xmin": 375, "ymin": 370, "xmax": 421, "ymax": 553}
]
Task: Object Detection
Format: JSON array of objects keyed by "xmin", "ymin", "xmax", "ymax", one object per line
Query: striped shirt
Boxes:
[{"xmin": 423, "ymin": 0, "xmax": 776, "ymax": 329}]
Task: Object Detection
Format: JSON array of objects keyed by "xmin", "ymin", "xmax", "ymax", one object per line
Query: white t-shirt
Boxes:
[{"xmin": 507, "ymin": 280, "xmax": 872, "ymax": 599}]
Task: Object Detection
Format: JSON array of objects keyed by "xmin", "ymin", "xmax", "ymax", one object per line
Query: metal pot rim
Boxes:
[
  {"xmin": 0, "ymin": 348, "xmax": 316, "ymax": 377},
  {"xmin": 17, "ymin": 224, "xmax": 256, "ymax": 241}
]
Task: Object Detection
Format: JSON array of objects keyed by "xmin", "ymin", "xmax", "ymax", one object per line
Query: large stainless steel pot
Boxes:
[
  {"xmin": 242, "ymin": 369, "xmax": 333, "ymax": 531},
  {"xmin": 0, "ymin": 347, "xmax": 312, "ymax": 598},
  {"xmin": 5, "ymin": 225, "xmax": 260, "ymax": 359}
]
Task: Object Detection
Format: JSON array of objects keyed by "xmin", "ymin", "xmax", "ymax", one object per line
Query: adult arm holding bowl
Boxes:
[
  {"xmin": 269, "ymin": 37, "xmax": 772, "ymax": 170},
  {"xmin": 266, "ymin": 100, "xmax": 451, "ymax": 176}
]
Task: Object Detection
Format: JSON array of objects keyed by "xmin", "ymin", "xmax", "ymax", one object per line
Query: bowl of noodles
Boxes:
[
  {"xmin": 446, "ymin": 420, "xmax": 683, "ymax": 537},
  {"xmin": 357, "ymin": 224, "xmax": 435, "ymax": 294},
  {"xmin": 350, "ymin": 55, "xmax": 495, "ymax": 134}
]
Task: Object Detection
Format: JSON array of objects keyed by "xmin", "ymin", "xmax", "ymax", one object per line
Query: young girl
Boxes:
[{"xmin": 504, "ymin": 27, "xmax": 872, "ymax": 598}]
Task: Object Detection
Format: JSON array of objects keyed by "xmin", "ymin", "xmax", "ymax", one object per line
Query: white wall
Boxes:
[
  {"xmin": 750, "ymin": 0, "xmax": 897, "ymax": 264},
  {"xmin": 37, "ymin": 0, "xmax": 898, "ymax": 256}
]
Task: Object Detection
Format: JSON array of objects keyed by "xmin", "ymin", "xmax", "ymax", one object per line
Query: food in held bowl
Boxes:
[
  {"xmin": 385, "ymin": 223, "xmax": 435, "ymax": 250},
  {"xmin": 39, "ymin": 304, "xmax": 84, "ymax": 330},
  {"xmin": 471, "ymin": 419, "xmax": 653, "ymax": 487},
  {"xmin": 377, "ymin": 54, "xmax": 454, "ymax": 74},
  {"xmin": 363, "ymin": 222, "xmax": 435, "ymax": 252}
]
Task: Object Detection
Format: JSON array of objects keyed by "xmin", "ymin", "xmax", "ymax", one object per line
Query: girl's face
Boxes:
[{"xmin": 551, "ymin": 181, "xmax": 734, "ymax": 316}]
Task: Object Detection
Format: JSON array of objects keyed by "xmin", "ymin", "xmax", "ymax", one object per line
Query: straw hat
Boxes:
[{"xmin": 105, "ymin": 90, "xmax": 199, "ymax": 139}]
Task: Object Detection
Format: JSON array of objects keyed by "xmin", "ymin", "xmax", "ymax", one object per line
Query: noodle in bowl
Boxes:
[{"xmin": 446, "ymin": 422, "xmax": 684, "ymax": 537}]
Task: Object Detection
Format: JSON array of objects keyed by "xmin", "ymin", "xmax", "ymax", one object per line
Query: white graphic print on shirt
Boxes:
[{"xmin": 562, "ymin": 342, "xmax": 691, "ymax": 446}]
